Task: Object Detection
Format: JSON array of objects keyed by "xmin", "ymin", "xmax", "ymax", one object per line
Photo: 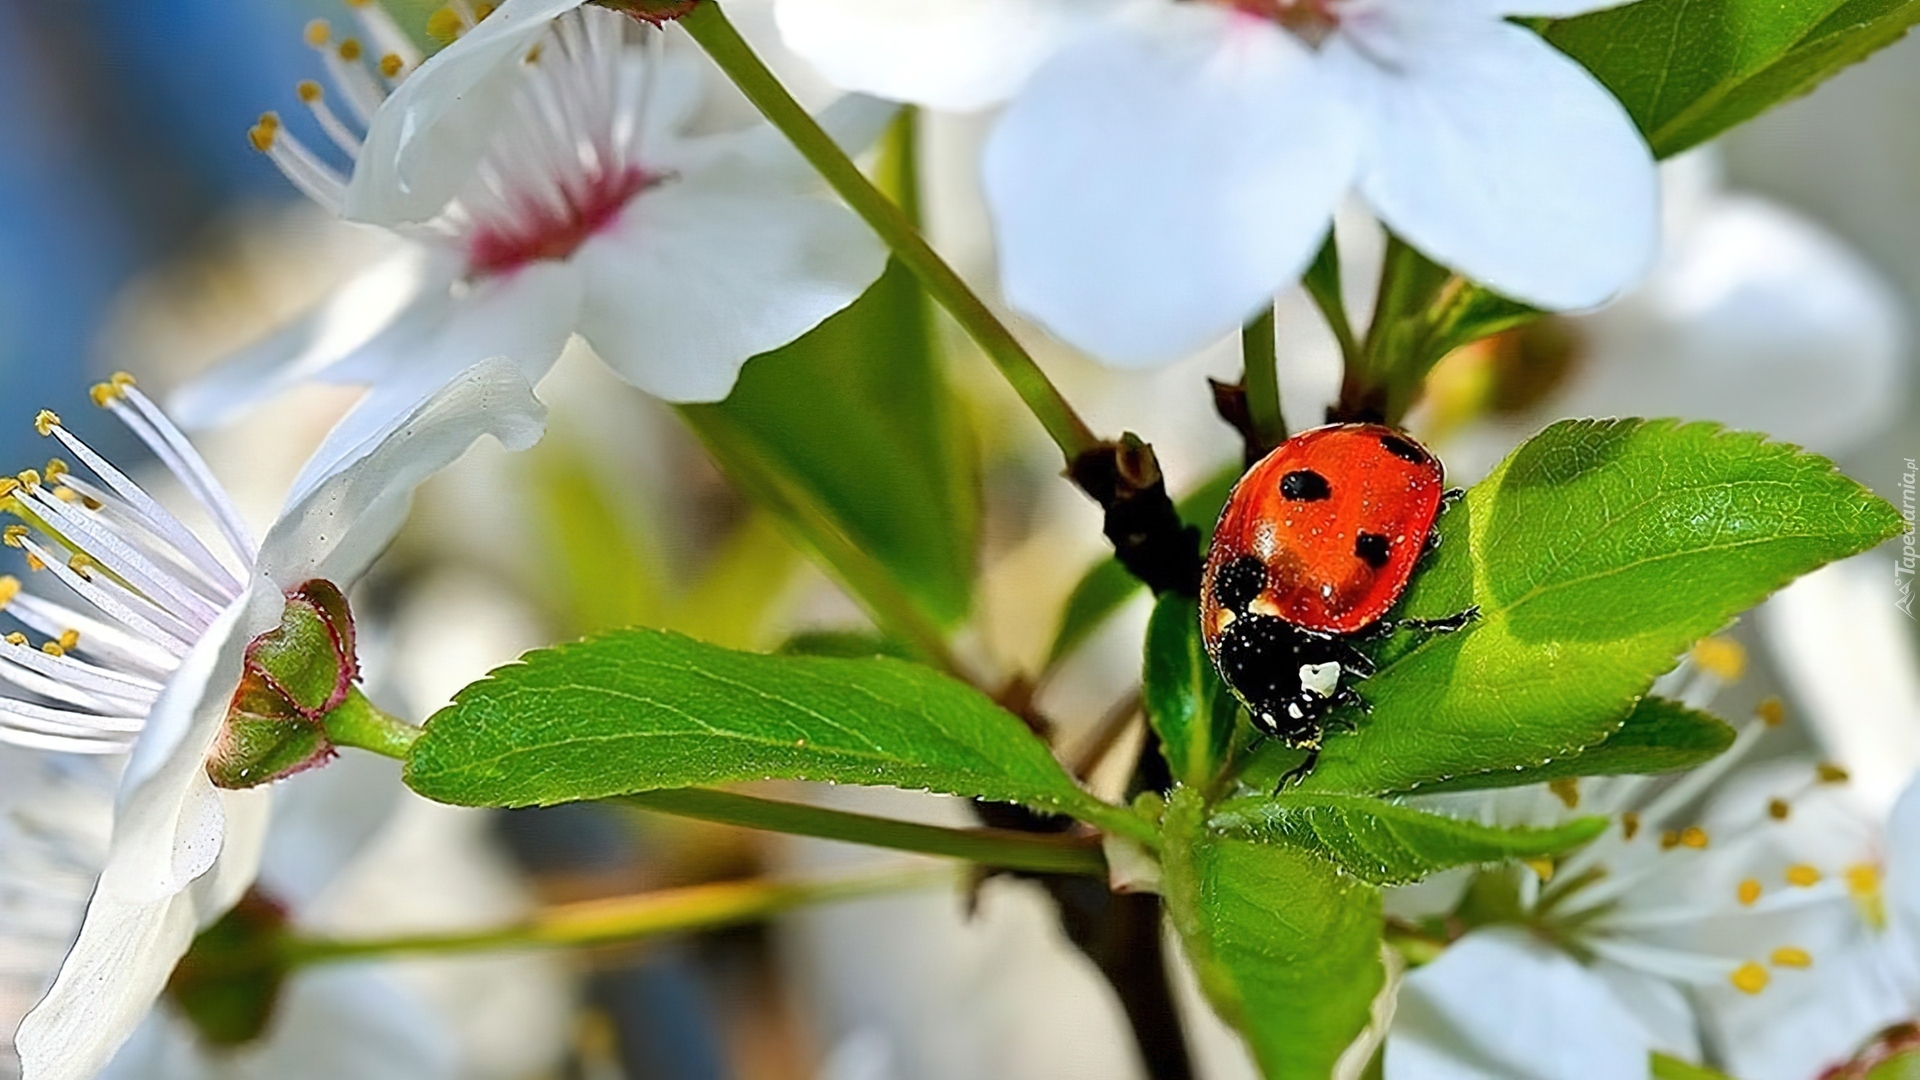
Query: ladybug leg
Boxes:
[
  {"xmin": 1441, "ymin": 487, "xmax": 1465, "ymax": 507},
  {"xmin": 1275, "ymin": 745, "xmax": 1321, "ymax": 792},
  {"xmin": 1332, "ymin": 684, "xmax": 1370, "ymax": 717},
  {"xmin": 1397, "ymin": 606, "xmax": 1480, "ymax": 635}
]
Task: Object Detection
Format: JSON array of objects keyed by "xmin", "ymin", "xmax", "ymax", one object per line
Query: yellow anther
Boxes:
[
  {"xmin": 1845, "ymin": 863, "xmax": 1881, "ymax": 897},
  {"xmin": 1785, "ymin": 864, "xmax": 1823, "ymax": 887},
  {"xmin": 1524, "ymin": 858, "xmax": 1555, "ymax": 882},
  {"xmin": 24, "ymin": 553, "xmax": 42, "ymax": 572},
  {"xmin": 52, "ymin": 487, "xmax": 75, "ymax": 503},
  {"xmin": 1620, "ymin": 812, "xmax": 1640, "ymax": 841},
  {"xmin": 1768, "ymin": 798, "xmax": 1791, "ymax": 821},
  {"xmin": 39, "ymin": 640, "xmax": 62, "ymax": 657},
  {"xmin": 57, "ymin": 629, "xmax": 78, "ymax": 651},
  {"xmin": 1549, "ymin": 778, "xmax": 1580, "ymax": 809},
  {"xmin": 0, "ymin": 478, "xmax": 19, "ymax": 498},
  {"xmin": 338, "ymin": 37, "xmax": 363, "ymax": 61},
  {"xmin": 90, "ymin": 374, "xmax": 134, "ymax": 406},
  {"xmin": 1691, "ymin": 636, "xmax": 1746, "ymax": 681},
  {"xmin": 66, "ymin": 553, "xmax": 93, "ymax": 581},
  {"xmin": 0, "ymin": 576, "xmax": 18, "ymax": 607},
  {"xmin": 1730, "ymin": 962, "xmax": 1769, "ymax": 994},
  {"xmin": 1660, "ymin": 829, "xmax": 1682, "ymax": 850},
  {"xmin": 1770, "ymin": 947, "xmax": 1812, "ymax": 969},
  {"xmin": 379, "ymin": 53, "xmax": 403, "ymax": 78},
  {"xmin": 3, "ymin": 525, "xmax": 28, "ymax": 547},
  {"xmin": 247, "ymin": 115, "xmax": 279, "ymax": 152},
  {"xmin": 4, "ymin": 632, "xmax": 25, "ymax": 647},
  {"xmin": 43, "ymin": 459, "xmax": 66, "ymax": 480},
  {"xmin": 475, "ymin": 1, "xmax": 496, "ymax": 19},
  {"xmin": 111, "ymin": 372, "xmax": 135, "ymax": 390},
  {"xmin": 297, "ymin": 79, "xmax": 323, "ymax": 103},
  {"xmin": 15, "ymin": 470, "xmax": 38, "ymax": 489},
  {"xmin": 426, "ymin": 6, "xmax": 464, "ymax": 41},
  {"xmin": 1816, "ymin": 762, "xmax": 1851, "ymax": 784},
  {"xmin": 1738, "ymin": 879, "xmax": 1762, "ymax": 906},
  {"xmin": 78, "ymin": 494, "xmax": 101, "ymax": 511},
  {"xmin": 1756, "ymin": 696, "xmax": 1786, "ymax": 727},
  {"xmin": 1679, "ymin": 826, "xmax": 1709, "ymax": 850},
  {"xmin": 32, "ymin": 410, "xmax": 58, "ymax": 436},
  {"xmin": 305, "ymin": 18, "xmax": 331, "ymax": 46}
]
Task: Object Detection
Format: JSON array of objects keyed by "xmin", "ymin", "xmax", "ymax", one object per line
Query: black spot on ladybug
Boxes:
[
  {"xmin": 1355, "ymin": 532, "xmax": 1391, "ymax": 569},
  {"xmin": 1378, "ymin": 433, "xmax": 1430, "ymax": 465},
  {"xmin": 1213, "ymin": 555, "xmax": 1268, "ymax": 614},
  {"xmin": 1279, "ymin": 469, "xmax": 1331, "ymax": 502}
]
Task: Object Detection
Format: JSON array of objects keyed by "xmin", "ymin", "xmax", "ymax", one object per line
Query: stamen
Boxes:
[
  {"xmin": 426, "ymin": 6, "xmax": 466, "ymax": 42},
  {"xmin": 16, "ymin": 470, "xmax": 38, "ymax": 489},
  {"xmin": 1678, "ymin": 826, "xmax": 1708, "ymax": 849},
  {"xmin": 4, "ymin": 526, "xmax": 27, "ymax": 547},
  {"xmin": 1770, "ymin": 947, "xmax": 1812, "ymax": 968},
  {"xmin": 1768, "ymin": 798, "xmax": 1791, "ymax": 820},
  {"xmin": 1549, "ymin": 778, "xmax": 1580, "ymax": 809},
  {"xmin": 63, "ymin": 554, "xmax": 92, "ymax": 582},
  {"xmin": 1620, "ymin": 811, "xmax": 1639, "ymax": 840},
  {"xmin": 1816, "ymin": 762, "xmax": 1850, "ymax": 784},
  {"xmin": 1691, "ymin": 636, "xmax": 1746, "ymax": 681},
  {"xmin": 1730, "ymin": 961, "xmax": 1769, "ymax": 994},
  {"xmin": 1738, "ymin": 879, "xmax": 1761, "ymax": 905},
  {"xmin": 1661, "ymin": 830, "xmax": 1682, "ymax": 850},
  {"xmin": 107, "ymin": 385, "xmax": 258, "ymax": 563},
  {"xmin": 250, "ymin": 117, "xmax": 347, "ymax": 212},
  {"xmin": 32, "ymin": 411, "xmax": 58, "ymax": 437},
  {"xmin": 304, "ymin": 18, "xmax": 331, "ymax": 47},
  {"xmin": 1756, "ymin": 696, "xmax": 1785, "ymax": 726},
  {"xmin": 296, "ymin": 80, "xmax": 364, "ymax": 156},
  {"xmin": 1525, "ymin": 858, "xmax": 1555, "ymax": 882},
  {"xmin": 1785, "ymin": 864, "xmax": 1822, "ymax": 887},
  {"xmin": 342, "ymin": 0, "xmax": 421, "ymax": 74},
  {"xmin": 1848, "ymin": 863, "xmax": 1886, "ymax": 929}
]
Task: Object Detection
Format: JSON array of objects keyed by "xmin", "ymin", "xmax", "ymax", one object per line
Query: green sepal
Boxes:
[{"xmin": 207, "ymin": 579, "xmax": 359, "ymax": 789}]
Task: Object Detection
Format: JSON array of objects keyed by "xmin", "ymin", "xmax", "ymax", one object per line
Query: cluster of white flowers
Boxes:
[{"xmin": 0, "ymin": 0, "xmax": 1910, "ymax": 1077}]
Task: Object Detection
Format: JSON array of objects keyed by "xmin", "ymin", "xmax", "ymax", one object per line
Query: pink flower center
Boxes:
[
  {"xmin": 466, "ymin": 165, "xmax": 660, "ymax": 278},
  {"xmin": 1228, "ymin": 0, "xmax": 1342, "ymax": 45}
]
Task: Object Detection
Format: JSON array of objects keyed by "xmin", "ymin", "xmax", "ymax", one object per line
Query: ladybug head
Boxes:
[{"xmin": 1210, "ymin": 610, "xmax": 1359, "ymax": 748}]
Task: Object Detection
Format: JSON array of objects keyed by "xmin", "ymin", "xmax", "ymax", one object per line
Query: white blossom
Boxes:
[
  {"xmin": 776, "ymin": 0, "xmax": 1658, "ymax": 365},
  {"xmin": 8, "ymin": 360, "xmax": 543, "ymax": 1080},
  {"xmin": 176, "ymin": 0, "xmax": 889, "ymax": 495}
]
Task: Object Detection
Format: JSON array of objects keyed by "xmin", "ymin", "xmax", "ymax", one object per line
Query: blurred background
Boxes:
[{"xmin": 1, "ymin": 0, "xmax": 1917, "ymax": 1077}]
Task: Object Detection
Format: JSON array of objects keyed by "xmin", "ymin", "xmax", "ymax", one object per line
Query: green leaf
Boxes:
[
  {"xmin": 1545, "ymin": 0, "xmax": 1920, "ymax": 159},
  {"xmin": 405, "ymin": 628, "xmax": 1128, "ymax": 832},
  {"xmin": 1255, "ymin": 419, "xmax": 1901, "ymax": 797},
  {"xmin": 1408, "ymin": 696, "xmax": 1736, "ymax": 795},
  {"xmin": 1162, "ymin": 789, "xmax": 1383, "ymax": 1080},
  {"xmin": 1208, "ymin": 792, "xmax": 1606, "ymax": 886},
  {"xmin": 1144, "ymin": 594, "xmax": 1239, "ymax": 791},
  {"xmin": 1868, "ymin": 1049, "xmax": 1920, "ymax": 1080},
  {"xmin": 776, "ymin": 629, "xmax": 917, "ymax": 660},
  {"xmin": 1048, "ymin": 466, "xmax": 1239, "ymax": 665},
  {"xmin": 1652, "ymin": 1053, "xmax": 1738, "ymax": 1080}
]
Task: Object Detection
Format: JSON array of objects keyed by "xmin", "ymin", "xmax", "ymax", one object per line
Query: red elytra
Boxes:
[{"xmin": 1201, "ymin": 423, "xmax": 1445, "ymax": 640}]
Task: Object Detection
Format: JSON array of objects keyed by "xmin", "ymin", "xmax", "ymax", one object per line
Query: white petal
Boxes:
[
  {"xmin": 571, "ymin": 184, "xmax": 886, "ymax": 401},
  {"xmin": 1478, "ymin": 0, "xmax": 1635, "ymax": 14},
  {"xmin": 671, "ymin": 92, "xmax": 901, "ymax": 192},
  {"xmin": 1335, "ymin": 18, "xmax": 1658, "ymax": 309},
  {"xmin": 984, "ymin": 6, "xmax": 1360, "ymax": 366},
  {"xmin": 1890, "ymin": 776, "xmax": 1920, "ymax": 942},
  {"xmin": 257, "ymin": 753, "xmax": 402, "ymax": 911},
  {"xmin": 1385, "ymin": 928, "xmax": 1651, "ymax": 1080},
  {"xmin": 167, "ymin": 247, "xmax": 449, "ymax": 430},
  {"xmin": 1760, "ymin": 554, "xmax": 1920, "ymax": 816},
  {"xmin": 114, "ymin": 597, "xmax": 270, "ymax": 901},
  {"xmin": 1564, "ymin": 194, "xmax": 1907, "ymax": 458},
  {"xmin": 284, "ymin": 261, "xmax": 580, "ymax": 504},
  {"xmin": 14, "ymin": 896, "xmax": 198, "ymax": 1080},
  {"xmin": 772, "ymin": 0, "xmax": 1107, "ymax": 111},
  {"xmin": 344, "ymin": 0, "xmax": 589, "ymax": 225},
  {"xmin": 260, "ymin": 358, "xmax": 548, "ymax": 589}
]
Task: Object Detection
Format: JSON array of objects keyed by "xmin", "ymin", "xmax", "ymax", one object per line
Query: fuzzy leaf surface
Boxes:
[
  {"xmin": 1546, "ymin": 0, "xmax": 1920, "ymax": 158},
  {"xmin": 1209, "ymin": 792, "xmax": 1606, "ymax": 886},
  {"xmin": 1162, "ymin": 790, "xmax": 1383, "ymax": 1080},
  {"xmin": 406, "ymin": 629, "xmax": 1112, "ymax": 824}
]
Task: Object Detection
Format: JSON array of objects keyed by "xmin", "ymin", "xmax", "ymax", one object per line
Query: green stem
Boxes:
[
  {"xmin": 283, "ymin": 870, "xmax": 937, "ymax": 967},
  {"xmin": 625, "ymin": 788, "xmax": 1112, "ymax": 875},
  {"xmin": 1240, "ymin": 304, "xmax": 1286, "ymax": 452},
  {"xmin": 679, "ymin": 0, "xmax": 1099, "ymax": 463},
  {"xmin": 1302, "ymin": 232, "xmax": 1361, "ymax": 371},
  {"xmin": 321, "ymin": 688, "xmax": 419, "ymax": 761}
]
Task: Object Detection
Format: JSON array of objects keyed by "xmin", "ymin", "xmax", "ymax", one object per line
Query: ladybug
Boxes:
[{"xmin": 1200, "ymin": 423, "xmax": 1477, "ymax": 781}]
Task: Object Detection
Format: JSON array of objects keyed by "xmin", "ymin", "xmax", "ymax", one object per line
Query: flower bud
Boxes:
[
  {"xmin": 594, "ymin": 0, "xmax": 700, "ymax": 24},
  {"xmin": 207, "ymin": 579, "xmax": 359, "ymax": 789}
]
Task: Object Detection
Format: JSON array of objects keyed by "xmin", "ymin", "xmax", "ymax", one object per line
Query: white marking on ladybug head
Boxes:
[
  {"xmin": 1248, "ymin": 595, "xmax": 1283, "ymax": 619},
  {"xmin": 1299, "ymin": 662, "xmax": 1341, "ymax": 698},
  {"xmin": 1286, "ymin": 703, "xmax": 1304, "ymax": 720}
]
